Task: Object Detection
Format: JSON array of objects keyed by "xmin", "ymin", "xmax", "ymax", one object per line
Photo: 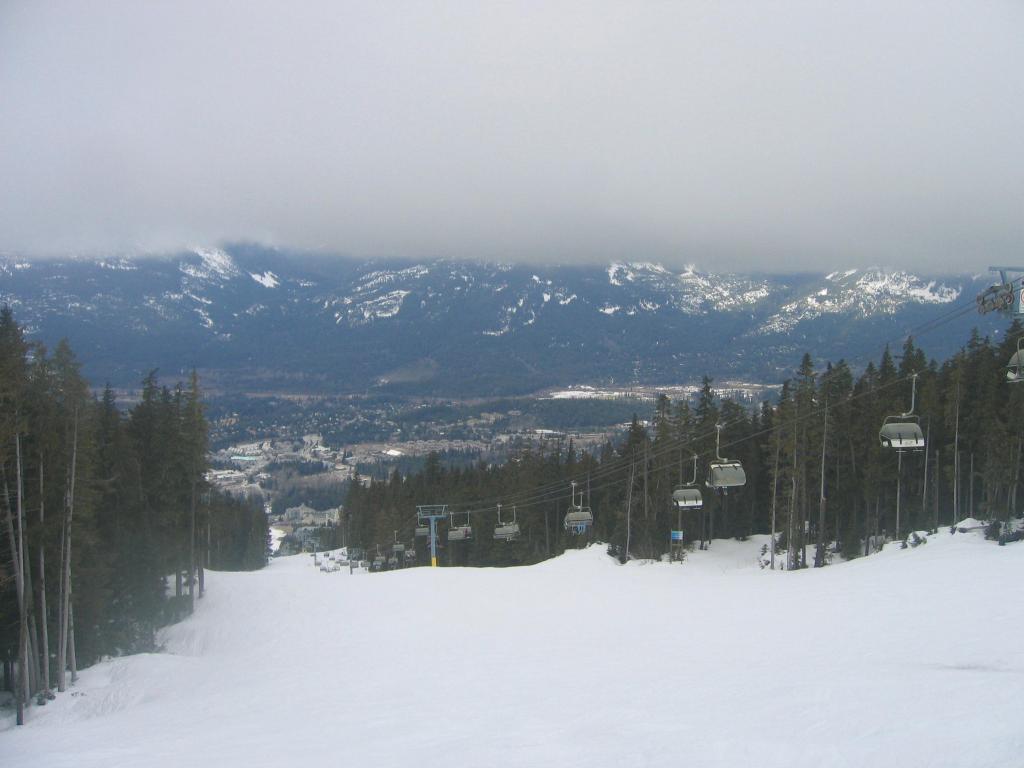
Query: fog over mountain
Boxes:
[{"xmin": 1, "ymin": 2, "xmax": 1022, "ymax": 272}]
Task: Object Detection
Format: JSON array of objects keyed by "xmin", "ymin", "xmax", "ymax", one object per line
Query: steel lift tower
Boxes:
[{"xmin": 416, "ymin": 505, "xmax": 449, "ymax": 567}]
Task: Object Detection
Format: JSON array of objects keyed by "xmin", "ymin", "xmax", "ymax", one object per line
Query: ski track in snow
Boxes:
[{"xmin": 2, "ymin": 531, "xmax": 1023, "ymax": 767}]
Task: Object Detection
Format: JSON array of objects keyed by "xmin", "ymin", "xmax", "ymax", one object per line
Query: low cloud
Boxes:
[{"xmin": 1, "ymin": 1, "xmax": 1021, "ymax": 272}]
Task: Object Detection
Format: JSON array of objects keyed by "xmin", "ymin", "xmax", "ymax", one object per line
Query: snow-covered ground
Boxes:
[{"xmin": 3, "ymin": 529, "xmax": 1023, "ymax": 767}]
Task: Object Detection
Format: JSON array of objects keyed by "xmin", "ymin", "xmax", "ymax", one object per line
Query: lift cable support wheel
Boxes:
[{"xmin": 978, "ymin": 266, "xmax": 1024, "ymax": 316}]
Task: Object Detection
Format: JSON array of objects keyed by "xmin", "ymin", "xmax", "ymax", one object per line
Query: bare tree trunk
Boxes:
[
  {"xmin": 189, "ymin": 481, "xmax": 196, "ymax": 612},
  {"xmin": 38, "ymin": 457, "xmax": 50, "ymax": 694},
  {"xmin": 922, "ymin": 423, "xmax": 930, "ymax": 533},
  {"xmin": 953, "ymin": 382, "xmax": 960, "ymax": 526},
  {"xmin": 23, "ymin": 547, "xmax": 41, "ymax": 697},
  {"xmin": 834, "ymin": 450, "xmax": 841, "ymax": 553},
  {"xmin": 625, "ymin": 454, "xmax": 634, "ymax": 558},
  {"xmin": 199, "ymin": 518, "xmax": 207, "ymax": 599},
  {"xmin": 788, "ymin": 403, "xmax": 799, "ymax": 570},
  {"xmin": 643, "ymin": 442, "xmax": 649, "ymax": 521},
  {"xmin": 4, "ymin": 450, "xmax": 27, "ymax": 723},
  {"xmin": 15, "ymin": 434, "xmax": 38, "ymax": 710},
  {"xmin": 969, "ymin": 452, "xmax": 975, "ymax": 520},
  {"xmin": 58, "ymin": 409, "xmax": 78, "ymax": 692},
  {"xmin": 814, "ymin": 402, "xmax": 828, "ymax": 567},
  {"xmin": 68, "ymin": 599, "xmax": 77, "ymax": 684},
  {"xmin": 788, "ymin": 477, "xmax": 797, "ymax": 570},
  {"xmin": 770, "ymin": 437, "xmax": 780, "ymax": 569},
  {"xmin": 56, "ymin": 513, "xmax": 66, "ymax": 692}
]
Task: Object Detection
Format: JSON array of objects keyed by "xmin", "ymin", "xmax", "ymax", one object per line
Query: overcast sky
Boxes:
[{"xmin": 1, "ymin": 1, "xmax": 1021, "ymax": 272}]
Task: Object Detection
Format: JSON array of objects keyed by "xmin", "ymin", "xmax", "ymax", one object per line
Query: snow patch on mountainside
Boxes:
[
  {"xmin": 183, "ymin": 247, "xmax": 241, "ymax": 282},
  {"xmin": 357, "ymin": 265, "xmax": 429, "ymax": 292},
  {"xmin": 97, "ymin": 258, "xmax": 138, "ymax": 271},
  {"xmin": 756, "ymin": 269, "xmax": 962, "ymax": 335},
  {"xmin": 249, "ymin": 271, "xmax": 279, "ymax": 288},
  {"xmin": 333, "ymin": 290, "xmax": 410, "ymax": 324},
  {"xmin": 604, "ymin": 262, "xmax": 775, "ymax": 316},
  {"xmin": 608, "ymin": 261, "xmax": 670, "ymax": 286}
]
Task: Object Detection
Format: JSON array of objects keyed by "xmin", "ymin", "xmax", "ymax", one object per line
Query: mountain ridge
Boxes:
[{"xmin": 0, "ymin": 245, "xmax": 1001, "ymax": 395}]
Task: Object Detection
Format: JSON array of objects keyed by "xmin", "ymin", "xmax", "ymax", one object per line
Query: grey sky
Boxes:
[{"xmin": 1, "ymin": 1, "xmax": 1021, "ymax": 272}]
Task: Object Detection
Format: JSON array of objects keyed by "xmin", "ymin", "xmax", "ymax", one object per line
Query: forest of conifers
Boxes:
[
  {"xmin": 0, "ymin": 308, "xmax": 267, "ymax": 724},
  {"xmin": 345, "ymin": 322, "xmax": 1024, "ymax": 569}
]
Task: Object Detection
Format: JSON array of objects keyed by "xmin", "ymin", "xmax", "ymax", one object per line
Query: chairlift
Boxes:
[
  {"xmin": 563, "ymin": 481, "xmax": 594, "ymax": 534},
  {"xmin": 392, "ymin": 530, "xmax": 405, "ymax": 554},
  {"xmin": 879, "ymin": 373, "xmax": 925, "ymax": 450},
  {"xmin": 1007, "ymin": 338, "xmax": 1024, "ymax": 383},
  {"xmin": 706, "ymin": 425, "xmax": 746, "ymax": 492},
  {"xmin": 672, "ymin": 454, "xmax": 703, "ymax": 509},
  {"xmin": 415, "ymin": 525, "xmax": 429, "ymax": 537},
  {"xmin": 494, "ymin": 504, "xmax": 521, "ymax": 541},
  {"xmin": 447, "ymin": 510, "xmax": 473, "ymax": 542}
]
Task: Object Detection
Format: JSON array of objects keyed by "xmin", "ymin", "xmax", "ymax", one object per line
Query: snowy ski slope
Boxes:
[{"xmin": 3, "ymin": 529, "xmax": 1023, "ymax": 767}]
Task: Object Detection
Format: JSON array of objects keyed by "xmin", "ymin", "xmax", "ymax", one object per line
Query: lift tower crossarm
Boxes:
[{"xmin": 978, "ymin": 266, "xmax": 1024, "ymax": 316}]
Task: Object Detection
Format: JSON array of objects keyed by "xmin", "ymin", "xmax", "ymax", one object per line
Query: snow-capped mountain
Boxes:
[
  {"xmin": 0, "ymin": 245, "xmax": 999, "ymax": 395},
  {"xmin": 756, "ymin": 269, "xmax": 961, "ymax": 335}
]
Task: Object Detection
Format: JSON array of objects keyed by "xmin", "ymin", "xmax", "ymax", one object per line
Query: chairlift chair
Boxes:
[
  {"xmin": 415, "ymin": 525, "xmax": 429, "ymax": 537},
  {"xmin": 672, "ymin": 487, "xmax": 703, "ymax": 508},
  {"xmin": 392, "ymin": 530, "xmax": 405, "ymax": 554},
  {"xmin": 706, "ymin": 425, "xmax": 746, "ymax": 492},
  {"xmin": 1007, "ymin": 338, "xmax": 1024, "ymax": 383},
  {"xmin": 563, "ymin": 481, "xmax": 594, "ymax": 534},
  {"xmin": 447, "ymin": 510, "xmax": 473, "ymax": 542},
  {"xmin": 878, "ymin": 417, "xmax": 925, "ymax": 449},
  {"xmin": 672, "ymin": 454, "xmax": 704, "ymax": 509},
  {"xmin": 493, "ymin": 504, "xmax": 521, "ymax": 541},
  {"xmin": 879, "ymin": 373, "xmax": 926, "ymax": 451}
]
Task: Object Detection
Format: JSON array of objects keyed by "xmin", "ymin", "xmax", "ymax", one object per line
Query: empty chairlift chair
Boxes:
[
  {"xmin": 392, "ymin": 530, "xmax": 406, "ymax": 555},
  {"xmin": 1007, "ymin": 338, "xmax": 1024, "ymax": 383},
  {"xmin": 415, "ymin": 524, "xmax": 429, "ymax": 537},
  {"xmin": 563, "ymin": 481, "xmax": 594, "ymax": 535},
  {"xmin": 706, "ymin": 425, "xmax": 746, "ymax": 493},
  {"xmin": 448, "ymin": 511, "xmax": 473, "ymax": 542},
  {"xmin": 493, "ymin": 504, "xmax": 520, "ymax": 541},
  {"xmin": 672, "ymin": 454, "xmax": 703, "ymax": 509},
  {"xmin": 879, "ymin": 373, "xmax": 925, "ymax": 451}
]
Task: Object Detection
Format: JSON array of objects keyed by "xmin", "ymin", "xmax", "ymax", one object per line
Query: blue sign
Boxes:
[{"xmin": 670, "ymin": 530, "xmax": 684, "ymax": 542}]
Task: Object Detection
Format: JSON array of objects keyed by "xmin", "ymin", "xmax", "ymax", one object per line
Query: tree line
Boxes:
[
  {"xmin": 343, "ymin": 323, "xmax": 1023, "ymax": 569},
  {"xmin": 1, "ymin": 308, "xmax": 267, "ymax": 725}
]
